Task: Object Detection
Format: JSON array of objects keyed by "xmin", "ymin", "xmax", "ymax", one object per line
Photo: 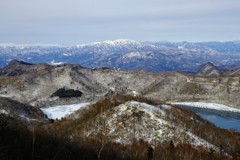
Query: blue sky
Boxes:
[{"xmin": 0, "ymin": 0, "xmax": 240, "ymax": 45}]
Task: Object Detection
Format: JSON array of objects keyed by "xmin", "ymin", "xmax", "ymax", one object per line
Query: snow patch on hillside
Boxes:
[
  {"xmin": 160, "ymin": 104, "xmax": 172, "ymax": 110},
  {"xmin": 0, "ymin": 109, "xmax": 8, "ymax": 115},
  {"xmin": 41, "ymin": 103, "xmax": 90, "ymax": 120},
  {"xmin": 49, "ymin": 61, "xmax": 64, "ymax": 65},
  {"xmin": 123, "ymin": 52, "xmax": 153, "ymax": 59}
]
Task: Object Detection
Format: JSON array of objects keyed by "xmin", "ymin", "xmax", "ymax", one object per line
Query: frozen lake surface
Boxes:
[{"xmin": 41, "ymin": 103, "xmax": 90, "ymax": 120}]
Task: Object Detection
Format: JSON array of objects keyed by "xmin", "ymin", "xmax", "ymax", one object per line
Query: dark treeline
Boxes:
[{"xmin": 51, "ymin": 88, "xmax": 83, "ymax": 98}]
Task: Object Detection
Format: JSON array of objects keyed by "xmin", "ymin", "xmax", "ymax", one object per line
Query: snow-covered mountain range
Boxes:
[{"xmin": 1, "ymin": 39, "xmax": 240, "ymax": 72}]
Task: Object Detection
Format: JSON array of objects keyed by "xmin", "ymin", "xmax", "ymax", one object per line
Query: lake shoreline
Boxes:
[{"xmin": 170, "ymin": 102, "xmax": 240, "ymax": 132}]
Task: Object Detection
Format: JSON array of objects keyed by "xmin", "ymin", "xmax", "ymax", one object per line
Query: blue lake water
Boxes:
[
  {"xmin": 197, "ymin": 112, "xmax": 240, "ymax": 132},
  {"xmin": 178, "ymin": 105, "xmax": 240, "ymax": 132}
]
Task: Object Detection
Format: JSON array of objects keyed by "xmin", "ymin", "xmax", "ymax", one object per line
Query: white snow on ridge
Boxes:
[
  {"xmin": 76, "ymin": 39, "xmax": 141, "ymax": 48},
  {"xmin": 40, "ymin": 103, "xmax": 90, "ymax": 120},
  {"xmin": 0, "ymin": 109, "xmax": 8, "ymax": 115},
  {"xmin": 170, "ymin": 102, "xmax": 240, "ymax": 113},
  {"xmin": 49, "ymin": 61, "xmax": 64, "ymax": 65}
]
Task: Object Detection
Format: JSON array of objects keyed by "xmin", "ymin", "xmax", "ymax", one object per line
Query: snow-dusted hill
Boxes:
[
  {"xmin": 79, "ymin": 101, "xmax": 219, "ymax": 151},
  {"xmin": 0, "ymin": 97, "xmax": 44, "ymax": 121},
  {"xmin": 1, "ymin": 39, "xmax": 240, "ymax": 72},
  {"xmin": 46, "ymin": 98, "xmax": 240, "ymax": 157}
]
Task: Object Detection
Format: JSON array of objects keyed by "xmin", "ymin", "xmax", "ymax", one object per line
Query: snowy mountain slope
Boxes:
[
  {"xmin": 1, "ymin": 40, "xmax": 240, "ymax": 72},
  {"xmin": 51, "ymin": 100, "xmax": 228, "ymax": 153},
  {"xmin": 2, "ymin": 96, "xmax": 239, "ymax": 159},
  {"xmin": 1, "ymin": 60, "xmax": 240, "ymax": 109},
  {"xmin": 86, "ymin": 102, "xmax": 217, "ymax": 150},
  {"xmin": 0, "ymin": 97, "xmax": 43, "ymax": 121}
]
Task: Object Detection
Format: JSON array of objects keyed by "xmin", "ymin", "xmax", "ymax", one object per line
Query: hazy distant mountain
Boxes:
[
  {"xmin": 1, "ymin": 39, "xmax": 240, "ymax": 72},
  {"xmin": 196, "ymin": 62, "xmax": 222, "ymax": 77}
]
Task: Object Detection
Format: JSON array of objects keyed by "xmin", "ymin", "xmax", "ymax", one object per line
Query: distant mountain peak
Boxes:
[
  {"xmin": 76, "ymin": 39, "xmax": 141, "ymax": 48},
  {"xmin": 105, "ymin": 39, "xmax": 139, "ymax": 43},
  {"xmin": 196, "ymin": 62, "xmax": 222, "ymax": 77}
]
